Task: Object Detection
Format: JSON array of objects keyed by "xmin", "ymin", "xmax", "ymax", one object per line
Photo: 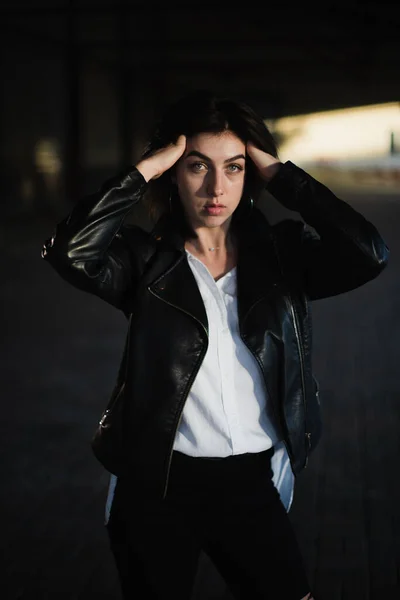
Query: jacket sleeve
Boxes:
[
  {"xmin": 266, "ymin": 161, "xmax": 390, "ymax": 300},
  {"xmin": 41, "ymin": 166, "xmax": 148, "ymax": 312}
]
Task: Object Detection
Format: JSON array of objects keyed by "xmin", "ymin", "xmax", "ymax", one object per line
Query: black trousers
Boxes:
[{"xmin": 106, "ymin": 447, "xmax": 311, "ymax": 599}]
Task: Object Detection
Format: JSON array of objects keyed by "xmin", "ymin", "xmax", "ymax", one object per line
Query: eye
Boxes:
[
  {"xmin": 226, "ymin": 164, "xmax": 243, "ymax": 173},
  {"xmin": 189, "ymin": 162, "xmax": 207, "ymax": 172}
]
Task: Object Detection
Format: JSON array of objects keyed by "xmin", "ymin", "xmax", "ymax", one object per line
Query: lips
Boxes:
[{"xmin": 204, "ymin": 205, "xmax": 225, "ymax": 215}]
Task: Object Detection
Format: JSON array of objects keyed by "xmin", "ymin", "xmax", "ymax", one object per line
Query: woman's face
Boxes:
[{"xmin": 174, "ymin": 130, "xmax": 246, "ymax": 230}]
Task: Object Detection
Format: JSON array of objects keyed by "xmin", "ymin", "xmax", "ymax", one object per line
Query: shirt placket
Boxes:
[
  {"xmin": 187, "ymin": 254, "xmax": 244, "ymax": 454},
  {"xmin": 214, "ymin": 279, "xmax": 243, "ymax": 453}
]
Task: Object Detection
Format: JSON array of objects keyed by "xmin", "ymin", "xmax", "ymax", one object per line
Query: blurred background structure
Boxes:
[
  {"xmin": 1, "ymin": 0, "xmax": 400, "ymax": 221},
  {"xmin": 1, "ymin": 2, "xmax": 399, "ymax": 600}
]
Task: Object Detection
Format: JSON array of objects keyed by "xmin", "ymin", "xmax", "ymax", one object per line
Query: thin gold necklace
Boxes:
[{"xmin": 189, "ymin": 234, "xmax": 234, "ymax": 254}]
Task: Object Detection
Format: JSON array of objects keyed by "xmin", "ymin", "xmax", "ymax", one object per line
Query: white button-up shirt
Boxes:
[{"xmin": 105, "ymin": 250, "xmax": 295, "ymax": 524}]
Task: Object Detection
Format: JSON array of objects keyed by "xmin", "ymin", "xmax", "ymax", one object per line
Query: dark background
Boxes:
[
  {"xmin": 1, "ymin": 2, "xmax": 399, "ymax": 599},
  {"xmin": 2, "ymin": 0, "xmax": 400, "ymax": 216}
]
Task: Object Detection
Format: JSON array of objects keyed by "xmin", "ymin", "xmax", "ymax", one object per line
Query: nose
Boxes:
[{"xmin": 206, "ymin": 170, "xmax": 225, "ymax": 197}]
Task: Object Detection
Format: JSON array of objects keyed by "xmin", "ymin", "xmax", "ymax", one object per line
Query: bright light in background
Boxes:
[
  {"xmin": 268, "ymin": 102, "xmax": 400, "ymax": 166},
  {"xmin": 267, "ymin": 103, "xmax": 400, "ymax": 191},
  {"xmin": 34, "ymin": 139, "xmax": 62, "ymax": 175},
  {"xmin": 32, "ymin": 138, "xmax": 63, "ymax": 200}
]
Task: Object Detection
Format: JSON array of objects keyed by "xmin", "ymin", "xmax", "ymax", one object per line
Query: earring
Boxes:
[
  {"xmin": 249, "ymin": 197, "xmax": 254, "ymax": 212},
  {"xmin": 169, "ymin": 192, "xmax": 172, "ymax": 213}
]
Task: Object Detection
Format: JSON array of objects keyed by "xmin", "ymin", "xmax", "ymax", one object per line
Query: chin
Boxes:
[
  {"xmin": 188, "ymin": 211, "xmax": 232, "ymax": 230},
  {"xmin": 204, "ymin": 216, "xmax": 231, "ymax": 227}
]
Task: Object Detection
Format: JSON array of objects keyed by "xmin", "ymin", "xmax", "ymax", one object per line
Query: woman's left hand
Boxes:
[{"xmin": 246, "ymin": 141, "xmax": 282, "ymax": 182}]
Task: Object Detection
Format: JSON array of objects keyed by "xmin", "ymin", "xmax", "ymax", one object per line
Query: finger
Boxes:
[
  {"xmin": 173, "ymin": 135, "xmax": 186, "ymax": 159},
  {"xmin": 175, "ymin": 134, "xmax": 186, "ymax": 154},
  {"xmin": 246, "ymin": 141, "xmax": 259, "ymax": 160}
]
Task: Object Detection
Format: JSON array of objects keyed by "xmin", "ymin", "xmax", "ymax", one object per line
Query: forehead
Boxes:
[{"xmin": 184, "ymin": 131, "xmax": 245, "ymax": 159}]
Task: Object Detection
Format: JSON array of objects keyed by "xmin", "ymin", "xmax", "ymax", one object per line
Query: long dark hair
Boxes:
[{"xmin": 140, "ymin": 90, "xmax": 279, "ymax": 236}]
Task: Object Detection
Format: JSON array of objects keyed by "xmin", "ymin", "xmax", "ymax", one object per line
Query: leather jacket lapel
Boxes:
[
  {"xmin": 147, "ymin": 214, "xmax": 208, "ymax": 334},
  {"xmin": 148, "ymin": 253, "xmax": 209, "ymax": 335}
]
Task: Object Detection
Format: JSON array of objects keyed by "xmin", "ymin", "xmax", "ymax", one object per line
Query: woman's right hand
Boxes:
[{"xmin": 135, "ymin": 135, "xmax": 186, "ymax": 182}]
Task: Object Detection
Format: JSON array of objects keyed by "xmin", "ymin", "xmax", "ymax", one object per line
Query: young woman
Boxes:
[{"xmin": 41, "ymin": 90, "xmax": 389, "ymax": 599}]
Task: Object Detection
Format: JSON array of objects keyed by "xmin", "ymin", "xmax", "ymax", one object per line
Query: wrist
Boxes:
[
  {"xmin": 260, "ymin": 160, "xmax": 282, "ymax": 183},
  {"xmin": 135, "ymin": 159, "xmax": 159, "ymax": 183}
]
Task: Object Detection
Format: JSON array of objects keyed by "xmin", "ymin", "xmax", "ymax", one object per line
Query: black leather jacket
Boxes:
[{"xmin": 41, "ymin": 161, "xmax": 389, "ymax": 500}]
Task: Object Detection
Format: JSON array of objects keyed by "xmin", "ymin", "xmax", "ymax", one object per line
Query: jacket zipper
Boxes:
[
  {"xmin": 239, "ymin": 294, "xmax": 294, "ymax": 470},
  {"xmin": 269, "ymin": 233, "xmax": 310, "ymax": 470},
  {"xmin": 241, "ymin": 329, "xmax": 299, "ymax": 507},
  {"xmin": 286, "ymin": 292, "xmax": 311, "ymax": 468},
  {"xmin": 148, "ymin": 288, "xmax": 209, "ymax": 500},
  {"xmin": 241, "ymin": 333, "xmax": 293, "ymax": 468}
]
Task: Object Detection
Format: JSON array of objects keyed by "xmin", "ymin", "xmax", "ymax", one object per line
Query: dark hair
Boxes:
[{"xmin": 140, "ymin": 90, "xmax": 279, "ymax": 234}]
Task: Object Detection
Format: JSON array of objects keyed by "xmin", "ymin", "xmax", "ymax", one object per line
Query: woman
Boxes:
[{"xmin": 41, "ymin": 90, "xmax": 389, "ymax": 599}]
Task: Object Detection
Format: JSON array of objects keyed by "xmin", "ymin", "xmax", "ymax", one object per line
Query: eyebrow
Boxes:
[{"xmin": 185, "ymin": 150, "xmax": 246, "ymax": 163}]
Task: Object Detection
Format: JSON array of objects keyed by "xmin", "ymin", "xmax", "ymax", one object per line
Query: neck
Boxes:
[{"xmin": 186, "ymin": 226, "xmax": 235, "ymax": 256}]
